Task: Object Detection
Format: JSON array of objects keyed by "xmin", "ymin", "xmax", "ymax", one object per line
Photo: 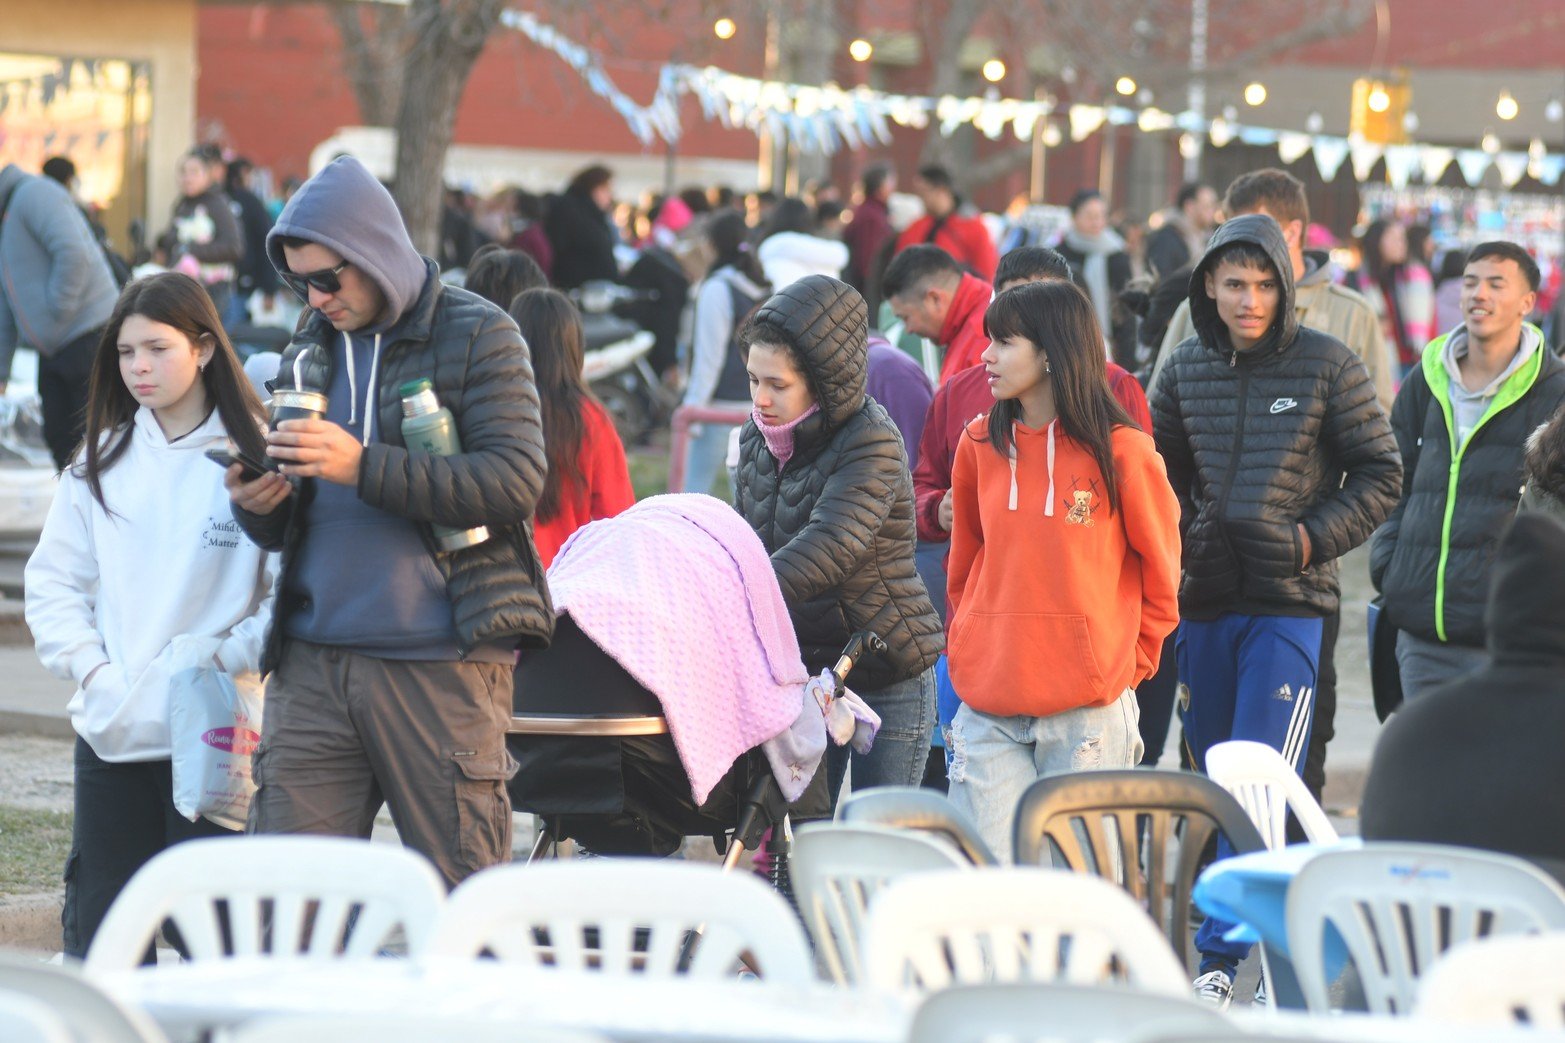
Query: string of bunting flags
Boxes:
[{"xmin": 502, "ymin": 10, "xmax": 1563, "ymax": 190}]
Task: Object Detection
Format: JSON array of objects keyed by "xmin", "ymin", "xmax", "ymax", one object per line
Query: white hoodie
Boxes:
[
  {"xmin": 25, "ymin": 408, "xmax": 277, "ymax": 762},
  {"xmin": 757, "ymin": 232, "xmax": 850, "ymax": 292}
]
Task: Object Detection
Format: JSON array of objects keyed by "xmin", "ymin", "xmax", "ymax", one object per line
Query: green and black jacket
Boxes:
[{"xmin": 1371, "ymin": 326, "xmax": 1565, "ymax": 647}]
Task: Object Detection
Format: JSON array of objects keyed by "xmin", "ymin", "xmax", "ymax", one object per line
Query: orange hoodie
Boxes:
[{"xmin": 946, "ymin": 417, "xmax": 1181, "ymax": 718}]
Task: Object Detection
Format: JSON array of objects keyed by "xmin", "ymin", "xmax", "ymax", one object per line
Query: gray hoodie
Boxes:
[
  {"xmin": 266, "ymin": 157, "xmax": 506, "ymax": 662},
  {"xmin": 0, "ymin": 165, "xmax": 118, "ymax": 376}
]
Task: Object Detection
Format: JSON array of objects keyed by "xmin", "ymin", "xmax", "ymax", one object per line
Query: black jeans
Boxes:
[
  {"xmin": 38, "ymin": 326, "xmax": 102, "ymax": 471},
  {"xmin": 1300, "ymin": 608, "xmax": 1341, "ymax": 802},
  {"xmin": 1136, "ymin": 631, "xmax": 1180, "ymax": 765},
  {"xmin": 63, "ymin": 738, "xmax": 235, "ymax": 959}
]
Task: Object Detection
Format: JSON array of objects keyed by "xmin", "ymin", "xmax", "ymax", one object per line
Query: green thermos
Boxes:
[{"xmin": 399, "ymin": 379, "xmax": 490, "ymax": 552}]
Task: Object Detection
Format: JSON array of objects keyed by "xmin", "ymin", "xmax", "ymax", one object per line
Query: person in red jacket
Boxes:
[
  {"xmin": 507, "ymin": 289, "xmax": 635, "ymax": 566},
  {"xmin": 884, "ymin": 245, "xmax": 992, "ymax": 385},
  {"xmin": 893, "ymin": 165, "xmax": 998, "ymax": 282},
  {"xmin": 945, "ymin": 279, "xmax": 1181, "ymax": 860},
  {"xmin": 913, "ymin": 247, "xmax": 1151, "ymax": 545}
]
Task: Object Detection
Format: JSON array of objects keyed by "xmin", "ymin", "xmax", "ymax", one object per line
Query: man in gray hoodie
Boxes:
[
  {"xmin": 0, "ymin": 164, "xmax": 119, "ymax": 468},
  {"xmin": 227, "ymin": 156, "xmax": 551, "ymax": 887}
]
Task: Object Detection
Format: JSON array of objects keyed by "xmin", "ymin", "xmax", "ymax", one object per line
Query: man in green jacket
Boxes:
[{"xmin": 1372, "ymin": 241, "xmax": 1565, "ymax": 700}]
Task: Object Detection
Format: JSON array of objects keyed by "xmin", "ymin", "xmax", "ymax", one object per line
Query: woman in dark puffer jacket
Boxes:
[{"xmin": 733, "ymin": 275, "xmax": 944, "ymax": 803}]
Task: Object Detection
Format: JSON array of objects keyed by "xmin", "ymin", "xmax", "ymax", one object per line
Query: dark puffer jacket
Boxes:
[
  {"xmin": 1370, "ymin": 325, "xmax": 1565, "ymax": 647},
  {"xmin": 733, "ymin": 275, "xmax": 944, "ymax": 689},
  {"xmin": 234, "ymin": 262, "xmax": 554, "ymax": 674},
  {"xmin": 1150, "ymin": 214, "xmax": 1401, "ymax": 619}
]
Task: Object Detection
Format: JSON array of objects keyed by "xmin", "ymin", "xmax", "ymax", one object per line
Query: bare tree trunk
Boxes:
[
  {"xmin": 392, "ymin": 0, "xmax": 504, "ymax": 255},
  {"xmin": 917, "ymin": 0, "xmax": 989, "ymax": 177},
  {"xmin": 329, "ymin": 4, "xmax": 409, "ymax": 127}
]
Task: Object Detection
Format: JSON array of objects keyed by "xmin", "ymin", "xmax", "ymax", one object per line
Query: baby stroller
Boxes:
[
  {"xmin": 508, "ymin": 621, "xmax": 883, "ymax": 883},
  {"xmin": 506, "ymin": 493, "xmax": 883, "ymax": 887}
]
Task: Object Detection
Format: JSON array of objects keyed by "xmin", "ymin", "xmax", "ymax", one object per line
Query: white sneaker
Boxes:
[
  {"xmin": 1193, "ymin": 969, "xmax": 1235, "ymax": 1009},
  {"xmin": 1254, "ymin": 974, "xmax": 1269, "ymax": 1007}
]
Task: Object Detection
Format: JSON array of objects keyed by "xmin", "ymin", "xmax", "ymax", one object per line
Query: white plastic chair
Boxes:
[
  {"xmin": 791, "ymin": 823, "xmax": 970, "ymax": 984},
  {"xmin": 1415, "ymin": 932, "xmax": 1565, "ymax": 1026},
  {"xmin": 84, "ymin": 836, "xmax": 447, "ymax": 973},
  {"xmin": 427, "ymin": 860, "xmax": 814, "ymax": 983},
  {"xmin": 1286, "ymin": 843, "xmax": 1565, "ymax": 1015},
  {"xmin": 836, "ymin": 786, "xmax": 999, "ymax": 865},
  {"xmin": 0, "ymin": 953, "xmax": 167, "ymax": 1042},
  {"xmin": 233, "ymin": 1014, "xmax": 610, "ymax": 1043},
  {"xmin": 0, "ymin": 993, "xmax": 73, "ymax": 1043},
  {"xmin": 1203, "ymin": 740, "xmax": 1338, "ymax": 849},
  {"xmin": 861, "ymin": 867, "xmax": 1188, "ymax": 994},
  {"xmin": 909, "ymin": 982, "xmax": 1234, "ymax": 1043}
]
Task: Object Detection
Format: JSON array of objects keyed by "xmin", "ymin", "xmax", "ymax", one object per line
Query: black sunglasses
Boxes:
[{"xmin": 281, "ymin": 259, "xmax": 350, "ymax": 301}]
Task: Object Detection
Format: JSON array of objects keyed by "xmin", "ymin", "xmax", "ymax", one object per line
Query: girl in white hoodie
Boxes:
[{"xmin": 25, "ymin": 272, "xmax": 276, "ymax": 958}]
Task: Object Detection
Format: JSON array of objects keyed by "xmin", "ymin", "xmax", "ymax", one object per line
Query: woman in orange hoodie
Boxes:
[{"xmin": 945, "ymin": 279, "xmax": 1181, "ymax": 860}]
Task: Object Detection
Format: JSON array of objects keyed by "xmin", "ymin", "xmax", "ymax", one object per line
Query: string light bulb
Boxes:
[
  {"xmin": 1367, "ymin": 83, "xmax": 1391, "ymax": 113},
  {"xmin": 982, "ymin": 59, "xmax": 1006, "ymax": 83},
  {"xmin": 713, "ymin": 17, "xmax": 736, "ymax": 40},
  {"xmin": 1115, "ymin": 76, "xmax": 1137, "ymax": 96},
  {"xmin": 1244, "ymin": 82, "xmax": 1268, "ymax": 107},
  {"xmin": 848, "ymin": 38, "xmax": 873, "ymax": 63},
  {"xmin": 1496, "ymin": 90, "xmax": 1519, "ymax": 121}
]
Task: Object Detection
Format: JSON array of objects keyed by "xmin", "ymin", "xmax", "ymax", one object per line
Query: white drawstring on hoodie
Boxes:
[
  {"xmin": 341, "ymin": 330, "xmax": 383, "ymax": 447},
  {"xmin": 1007, "ymin": 420, "xmax": 1057, "ymax": 516}
]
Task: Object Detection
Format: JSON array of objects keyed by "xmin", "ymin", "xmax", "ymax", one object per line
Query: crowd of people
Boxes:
[{"xmin": 4, "ymin": 143, "xmax": 1565, "ymax": 1011}]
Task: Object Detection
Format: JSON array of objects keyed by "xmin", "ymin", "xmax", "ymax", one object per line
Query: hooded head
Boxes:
[
  {"xmin": 1189, "ymin": 213, "xmax": 1298, "ymax": 358},
  {"xmin": 1486, "ymin": 512, "xmax": 1565, "ymax": 664},
  {"xmin": 266, "ymin": 156, "xmax": 429, "ymax": 335},
  {"xmin": 746, "ymin": 274, "xmax": 868, "ymax": 431}
]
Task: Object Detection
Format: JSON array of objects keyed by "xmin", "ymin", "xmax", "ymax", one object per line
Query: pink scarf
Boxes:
[{"xmin": 753, "ymin": 404, "xmax": 821, "ymax": 471}]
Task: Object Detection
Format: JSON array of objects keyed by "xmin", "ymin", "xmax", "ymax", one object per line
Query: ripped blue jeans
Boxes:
[{"xmin": 945, "ymin": 690, "xmax": 1142, "ymax": 863}]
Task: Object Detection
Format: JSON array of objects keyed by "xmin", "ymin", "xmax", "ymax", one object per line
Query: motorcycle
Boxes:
[{"xmin": 573, "ymin": 281, "xmax": 679, "ymax": 447}]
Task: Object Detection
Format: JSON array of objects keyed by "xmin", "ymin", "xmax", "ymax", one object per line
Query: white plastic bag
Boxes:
[{"xmin": 167, "ymin": 635, "xmax": 265, "ymax": 830}]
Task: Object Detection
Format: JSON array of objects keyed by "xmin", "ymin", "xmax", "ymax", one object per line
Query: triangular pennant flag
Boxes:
[
  {"xmin": 1455, "ymin": 149, "xmax": 1493, "ymax": 186},
  {"xmin": 1494, "ymin": 152, "xmax": 1529, "ymax": 187},
  {"xmin": 1350, "ymin": 138, "xmax": 1384, "ymax": 182},
  {"xmin": 1069, "ymin": 104, "xmax": 1105, "ymax": 142},
  {"xmin": 1383, "ymin": 145, "xmax": 1420, "ymax": 189},
  {"xmin": 1419, "ymin": 146, "xmax": 1454, "ymax": 184},
  {"xmin": 1012, "ymin": 102, "xmax": 1042, "ymax": 142},
  {"xmin": 1312, "ymin": 137, "xmax": 1349, "ymax": 181},
  {"xmin": 1277, "ymin": 132, "xmax": 1313, "ymax": 164},
  {"xmin": 1534, "ymin": 155, "xmax": 1565, "ymax": 186}
]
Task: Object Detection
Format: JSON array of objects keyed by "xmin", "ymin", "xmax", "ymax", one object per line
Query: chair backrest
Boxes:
[
  {"xmin": 861, "ymin": 867, "xmax": 1189, "ymax": 994},
  {"xmin": 1286, "ymin": 843, "xmax": 1565, "ymax": 1015},
  {"xmin": 84, "ymin": 836, "xmax": 447, "ymax": 973},
  {"xmin": 1416, "ymin": 933, "xmax": 1565, "ymax": 1027},
  {"xmin": 1203, "ymin": 740, "xmax": 1338, "ymax": 849},
  {"xmin": 908, "ymin": 982, "xmax": 1234, "ymax": 1043},
  {"xmin": 1011, "ymin": 770, "xmax": 1266, "ymax": 961},
  {"xmin": 836, "ymin": 787, "xmax": 999, "ymax": 866},
  {"xmin": 427, "ymin": 860, "xmax": 814, "ymax": 983},
  {"xmin": 791, "ymin": 823, "xmax": 971, "ymax": 984},
  {"xmin": 233, "ymin": 1014, "xmax": 610, "ymax": 1043},
  {"xmin": 0, "ymin": 993, "xmax": 73, "ymax": 1043},
  {"xmin": 0, "ymin": 953, "xmax": 168, "ymax": 1043}
]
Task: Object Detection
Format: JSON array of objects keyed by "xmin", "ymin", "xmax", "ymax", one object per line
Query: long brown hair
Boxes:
[
  {"xmin": 507, "ymin": 288, "xmax": 600, "ymax": 522},
  {"xmin": 77, "ymin": 272, "xmax": 267, "ymax": 510},
  {"xmin": 980, "ymin": 280, "xmax": 1135, "ymax": 514}
]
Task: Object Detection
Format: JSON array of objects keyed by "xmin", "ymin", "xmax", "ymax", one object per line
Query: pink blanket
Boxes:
[{"xmin": 547, "ymin": 494, "xmax": 824, "ymax": 804}]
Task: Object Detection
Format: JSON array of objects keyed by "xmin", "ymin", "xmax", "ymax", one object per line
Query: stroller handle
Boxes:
[{"xmin": 829, "ymin": 630, "xmax": 887, "ymax": 687}]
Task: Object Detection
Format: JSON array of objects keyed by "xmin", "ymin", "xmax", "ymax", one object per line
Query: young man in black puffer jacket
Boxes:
[{"xmin": 1149, "ymin": 213, "xmax": 1401, "ymax": 1006}]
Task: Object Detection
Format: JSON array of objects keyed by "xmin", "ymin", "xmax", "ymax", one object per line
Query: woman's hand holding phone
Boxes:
[{"xmin": 223, "ymin": 464, "xmax": 292, "ymax": 516}]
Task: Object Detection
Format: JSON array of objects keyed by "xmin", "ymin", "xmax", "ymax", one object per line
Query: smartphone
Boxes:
[{"xmin": 204, "ymin": 445, "xmax": 274, "ymax": 482}]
